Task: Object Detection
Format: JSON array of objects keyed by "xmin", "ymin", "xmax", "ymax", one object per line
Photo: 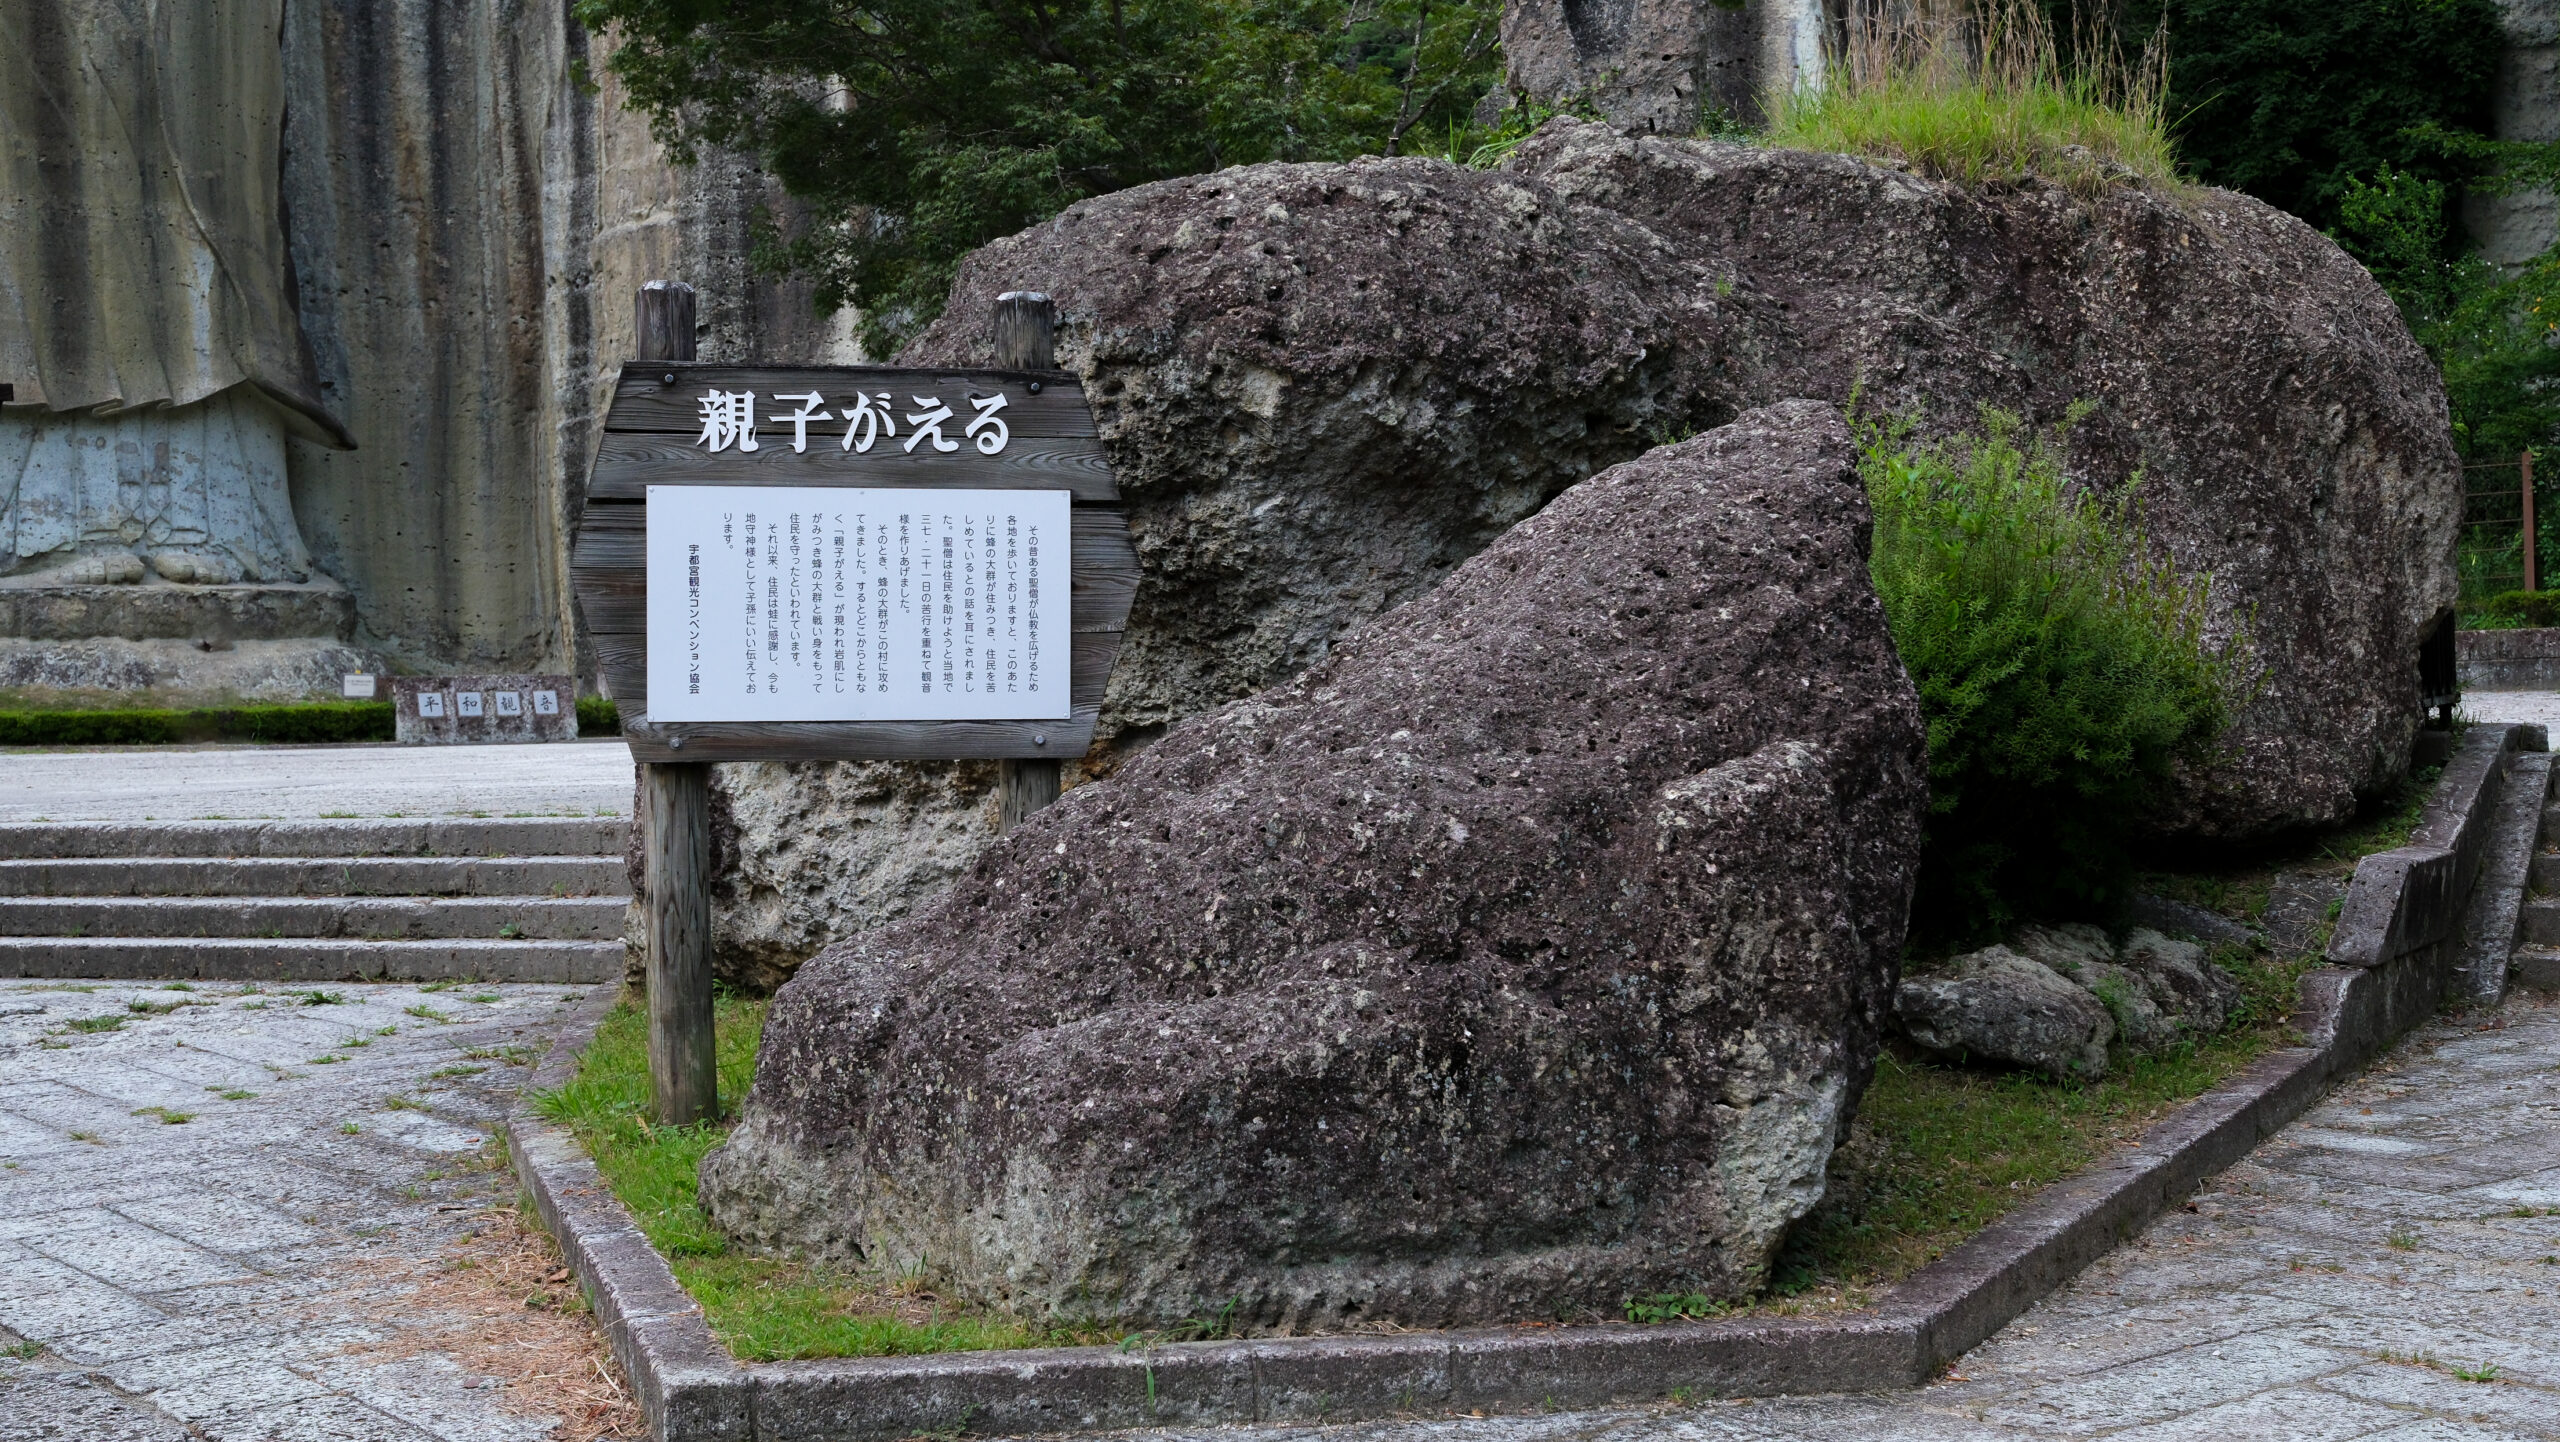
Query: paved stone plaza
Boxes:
[
  {"xmin": 0, "ymin": 742, "xmax": 634, "ymax": 823},
  {"xmin": 1064, "ymin": 992, "xmax": 2560, "ymax": 1442},
  {"xmin": 0, "ymin": 978, "xmax": 619, "ymax": 1440}
]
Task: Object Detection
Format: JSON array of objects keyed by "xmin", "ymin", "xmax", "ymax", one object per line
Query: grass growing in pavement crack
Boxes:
[
  {"xmin": 407, "ymin": 1004, "xmax": 453, "ymax": 1023},
  {"xmin": 538, "ymin": 992, "xmax": 1132, "ymax": 1362},
  {"xmin": 130, "ymin": 1107, "xmax": 193, "ymax": 1125}
]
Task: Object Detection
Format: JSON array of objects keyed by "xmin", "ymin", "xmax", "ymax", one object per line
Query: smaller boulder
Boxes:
[
  {"xmin": 2116, "ymin": 928, "xmax": 2241, "ymax": 1039},
  {"xmin": 1896, "ymin": 946, "xmax": 2114, "ymax": 1079},
  {"xmin": 2015, "ymin": 923, "xmax": 2171, "ymax": 1049}
]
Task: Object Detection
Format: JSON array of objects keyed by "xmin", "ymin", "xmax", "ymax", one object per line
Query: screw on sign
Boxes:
[{"xmin": 567, "ymin": 281, "xmax": 1137, "ymax": 1125}]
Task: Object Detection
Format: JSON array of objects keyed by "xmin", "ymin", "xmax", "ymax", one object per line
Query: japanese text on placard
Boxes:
[{"xmin": 646, "ymin": 485, "xmax": 1068, "ymax": 723}]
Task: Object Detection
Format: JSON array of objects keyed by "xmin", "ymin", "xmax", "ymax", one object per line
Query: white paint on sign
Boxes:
[
  {"xmin": 456, "ymin": 692, "xmax": 484, "ymax": 718},
  {"xmin": 646, "ymin": 484, "xmax": 1071, "ymax": 723},
  {"xmin": 416, "ymin": 692, "xmax": 446, "ymax": 719},
  {"xmin": 692, "ymin": 387, "xmax": 1016, "ymax": 458},
  {"xmin": 532, "ymin": 690, "xmax": 560, "ymax": 716},
  {"xmin": 494, "ymin": 691, "xmax": 523, "ymax": 717},
  {"xmin": 340, "ymin": 673, "xmax": 376, "ymax": 699}
]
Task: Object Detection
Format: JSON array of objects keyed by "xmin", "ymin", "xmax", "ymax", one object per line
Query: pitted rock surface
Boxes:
[
  {"xmin": 700, "ymin": 402, "xmax": 1928, "ymax": 1330},
  {"xmin": 1504, "ymin": 123, "xmax": 2457, "ymax": 840},
  {"xmin": 703, "ymin": 119, "xmax": 2457, "ymax": 982}
]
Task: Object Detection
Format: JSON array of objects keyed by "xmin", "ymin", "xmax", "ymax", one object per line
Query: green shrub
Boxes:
[
  {"xmin": 2462, "ymin": 590, "xmax": 2560, "ymax": 631},
  {"xmin": 1860, "ymin": 407, "xmax": 2251, "ymax": 942},
  {"xmin": 2052, "ymin": 0, "xmax": 2505, "ymax": 235},
  {"xmin": 0, "ymin": 702, "xmax": 394, "ymax": 747},
  {"xmin": 1768, "ymin": 0, "xmax": 2177, "ymax": 193},
  {"xmin": 580, "ymin": 0, "xmax": 1502, "ymax": 354},
  {"xmin": 577, "ymin": 695, "xmax": 621, "ymax": 736}
]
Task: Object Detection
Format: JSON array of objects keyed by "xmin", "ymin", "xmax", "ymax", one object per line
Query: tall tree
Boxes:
[{"xmin": 581, "ymin": 0, "xmax": 1501, "ymax": 353}]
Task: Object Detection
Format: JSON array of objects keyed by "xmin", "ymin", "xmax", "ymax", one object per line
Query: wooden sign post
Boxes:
[{"xmin": 573, "ymin": 282, "xmax": 1134, "ymax": 1125}]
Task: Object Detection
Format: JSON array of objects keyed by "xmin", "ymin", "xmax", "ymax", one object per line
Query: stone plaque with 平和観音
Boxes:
[{"xmin": 568, "ymin": 364, "xmax": 1135, "ymax": 763}]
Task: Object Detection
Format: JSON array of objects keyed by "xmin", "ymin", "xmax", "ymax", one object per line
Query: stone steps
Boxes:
[
  {"xmin": 0, "ymin": 816, "xmax": 627, "ymax": 860},
  {"xmin": 0, "ymin": 936, "xmax": 617, "ymax": 984},
  {"xmin": 0, "ymin": 856, "xmax": 625, "ymax": 898},
  {"xmin": 0, "ymin": 895, "xmax": 625, "ymax": 940},
  {"xmin": 2521, "ymin": 798, "xmax": 2560, "ymax": 994},
  {"xmin": 0, "ymin": 817, "xmax": 630, "ymax": 984}
]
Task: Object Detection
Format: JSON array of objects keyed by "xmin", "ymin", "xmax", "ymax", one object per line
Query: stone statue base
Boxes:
[{"xmin": 0, "ymin": 579, "xmax": 381, "ymax": 709}]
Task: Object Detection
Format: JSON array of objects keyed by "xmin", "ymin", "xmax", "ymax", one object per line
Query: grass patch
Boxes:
[
  {"xmin": 1766, "ymin": 0, "xmax": 2175, "ymax": 195},
  {"xmin": 1779, "ymin": 925, "xmax": 2316, "ymax": 1294},
  {"xmin": 539, "ymin": 993, "xmax": 1125, "ymax": 1361}
]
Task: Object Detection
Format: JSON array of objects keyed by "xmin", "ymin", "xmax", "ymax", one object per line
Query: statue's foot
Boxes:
[
  {"xmin": 55, "ymin": 553, "xmax": 148, "ymax": 585},
  {"xmin": 149, "ymin": 551, "xmax": 245, "ymax": 585}
]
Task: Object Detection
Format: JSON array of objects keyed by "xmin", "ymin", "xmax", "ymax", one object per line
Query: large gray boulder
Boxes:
[
  {"xmin": 699, "ymin": 118, "xmax": 2458, "ymax": 980},
  {"xmin": 1505, "ymin": 123, "xmax": 2458, "ymax": 840},
  {"xmin": 696, "ymin": 146, "xmax": 1730, "ymax": 980},
  {"xmin": 699, "ymin": 402, "xmax": 1929, "ymax": 1331}
]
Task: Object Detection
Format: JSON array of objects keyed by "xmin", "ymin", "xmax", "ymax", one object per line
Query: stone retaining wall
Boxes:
[{"xmin": 2459, "ymin": 627, "xmax": 2560, "ymax": 690}]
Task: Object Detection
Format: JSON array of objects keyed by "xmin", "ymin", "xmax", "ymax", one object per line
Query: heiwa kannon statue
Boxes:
[
  {"xmin": 0, "ymin": 0, "xmax": 353, "ymax": 590},
  {"xmin": 0, "ymin": 0, "xmax": 373, "ymax": 702}
]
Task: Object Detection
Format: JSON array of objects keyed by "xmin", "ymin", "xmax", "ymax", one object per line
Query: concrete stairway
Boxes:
[
  {"xmin": 2512, "ymin": 781, "xmax": 2560, "ymax": 992},
  {"xmin": 0, "ymin": 818, "xmax": 629, "ymax": 983}
]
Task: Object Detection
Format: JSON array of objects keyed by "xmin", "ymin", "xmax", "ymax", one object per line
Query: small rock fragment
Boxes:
[{"xmin": 1897, "ymin": 945, "xmax": 2115, "ymax": 1079}]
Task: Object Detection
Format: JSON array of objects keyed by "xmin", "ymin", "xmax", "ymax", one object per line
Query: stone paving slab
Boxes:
[
  {"xmin": 0, "ymin": 742, "xmax": 634, "ymax": 823},
  {"xmin": 1043, "ymin": 993, "xmax": 2560, "ymax": 1442},
  {"xmin": 0, "ymin": 976, "xmax": 610, "ymax": 1441}
]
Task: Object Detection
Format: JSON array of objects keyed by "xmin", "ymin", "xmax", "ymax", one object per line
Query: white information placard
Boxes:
[{"xmin": 646, "ymin": 485, "xmax": 1071, "ymax": 723}]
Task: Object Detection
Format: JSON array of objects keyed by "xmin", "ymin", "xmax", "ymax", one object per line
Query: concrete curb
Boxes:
[{"xmin": 512, "ymin": 725, "xmax": 2547, "ymax": 1441}]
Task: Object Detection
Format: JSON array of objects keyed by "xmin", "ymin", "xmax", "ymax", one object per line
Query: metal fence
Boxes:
[{"xmin": 2462, "ymin": 452, "xmax": 2541, "ymax": 600}]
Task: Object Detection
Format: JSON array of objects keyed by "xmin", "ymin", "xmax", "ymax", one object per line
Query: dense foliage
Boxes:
[
  {"xmin": 2053, "ymin": 0, "xmax": 2503, "ymax": 234},
  {"xmin": 578, "ymin": 0, "xmax": 1501, "ymax": 353},
  {"xmin": 1860, "ymin": 408, "xmax": 2248, "ymax": 942},
  {"xmin": 2460, "ymin": 588, "xmax": 2560, "ymax": 630}
]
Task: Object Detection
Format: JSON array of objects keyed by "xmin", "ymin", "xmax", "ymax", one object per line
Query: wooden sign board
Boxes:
[{"xmin": 569, "ymin": 363, "xmax": 1134, "ymax": 764}]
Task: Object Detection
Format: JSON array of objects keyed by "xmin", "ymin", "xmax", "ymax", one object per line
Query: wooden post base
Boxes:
[{"xmin": 640, "ymin": 759, "xmax": 717, "ymax": 1125}]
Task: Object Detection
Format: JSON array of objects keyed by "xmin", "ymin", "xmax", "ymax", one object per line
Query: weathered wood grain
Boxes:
[
  {"xmin": 603, "ymin": 363, "xmax": 1091, "ymax": 438},
  {"xmin": 571, "ymin": 309, "xmax": 1134, "ymax": 763},
  {"xmin": 641, "ymin": 758, "xmax": 717, "ymax": 1125},
  {"xmin": 620, "ymin": 709, "xmax": 1105, "ymax": 765},
  {"xmin": 587, "ymin": 430, "xmax": 1118, "ymax": 504},
  {"xmin": 993, "ymin": 292, "xmax": 1067, "ymax": 829}
]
